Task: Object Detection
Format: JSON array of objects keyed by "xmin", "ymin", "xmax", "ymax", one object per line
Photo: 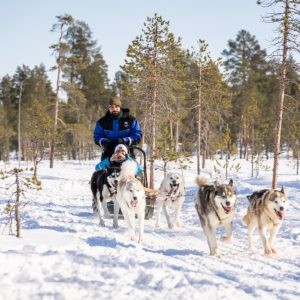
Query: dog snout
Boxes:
[
  {"xmin": 225, "ymin": 201, "xmax": 231, "ymax": 206},
  {"xmin": 172, "ymin": 180, "xmax": 177, "ymax": 185},
  {"xmin": 279, "ymin": 206, "xmax": 284, "ymax": 211},
  {"xmin": 133, "ymin": 196, "xmax": 137, "ymax": 201},
  {"xmin": 114, "ymin": 180, "xmax": 118, "ymax": 185}
]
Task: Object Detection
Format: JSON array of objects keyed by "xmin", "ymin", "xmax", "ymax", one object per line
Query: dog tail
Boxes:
[
  {"xmin": 195, "ymin": 176, "xmax": 209, "ymax": 187},
  {"xmin": 119, "ymin": 160, "xmax": 137, "ymax": 181}
]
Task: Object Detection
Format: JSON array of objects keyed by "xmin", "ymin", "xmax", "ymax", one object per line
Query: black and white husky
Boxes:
[
  {"xmin": 91, "ymin": 166, "xmax": 120, "ymax": 228},
  {"xmin": 243, "ymin": 188, "xmax": 288, "ymax": 255},
  {"xmin": 116, "ymin": 160, "xmax": 146, "ymax": 243},
  {"xmin": 155, "ymin": 172, "xmax": 185, "ymax": 229},
  {"xmin": 195, "ymin": 177, "xmax": 237, "ymax": 257}
]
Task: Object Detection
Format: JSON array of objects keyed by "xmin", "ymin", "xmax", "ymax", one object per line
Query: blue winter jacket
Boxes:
[{"xmin": 93, "ymin": 108, "xmax": 142, "ymax": 147}]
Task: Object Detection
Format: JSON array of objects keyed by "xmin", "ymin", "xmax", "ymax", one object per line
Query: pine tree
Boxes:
[
  {"xmin": 49, "ymin": 14, "xmax": 74, "ymax": 168},
  {"xmin": 122, "ymin": 13, "xmax": 182, "ymax": 191},
  {"xmin": 222, "ymin": 30, "xmax": 269, "ymax": 158},
  {"xmin": 189, "ymin": 40, "xmax": 211, "ymax": 174},
  {"xmin": 0, "ymin": 76, "xmax": 14, "ymax": 160},
  {"xmin": 22, "ymin": 99, "xmax": 52, "ymax": 178}
]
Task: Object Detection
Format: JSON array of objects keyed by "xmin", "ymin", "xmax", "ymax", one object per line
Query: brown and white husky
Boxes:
[{"xmin": 243, "ymin": 187, "xmax": 288, "ymax": 255}]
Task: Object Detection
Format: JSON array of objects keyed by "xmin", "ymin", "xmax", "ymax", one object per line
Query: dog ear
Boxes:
[
  {"xmin": 214, "ymin": 180, "xmax": 221, "ymax": 188},
  {"xmin": 280, "ymin": 186, "xmax": 285, "ymax": 194},
  {"xmin": 228, "ymin": 179, "xmax": 233, "ymax": 186}
]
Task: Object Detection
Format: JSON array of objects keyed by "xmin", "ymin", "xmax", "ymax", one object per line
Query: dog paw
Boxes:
[
  {"xmin": 212, "ymin": 252, "xmax": 222, "ymax": 259},
  {"xmin": 211, "ymin": 248, "xmax": 222, "ymax": 258},
  {"xmin": 221, "ymin": 236, "xmax": 232, "ymax": 244},
  {"xmin": 155, "ymin": 223, "xmax": 160, "ymax": 228},
  {"xmin": 264, "ymin": 248, "xmax": 273, "ymax": 255},
  {"xmin": 99, "ymin": 222, "xmax": 105, "ymax": 227},
  {"xmin": 130, "ymin": 236, "xmax": 138, "ymax": 242},
  {"xmin": 169, "ymin": 223, "xmax": 177, "ymax": 229},
  {"xmin": 113, "ymin": 224, "xmax": 119, "ymax": 229},
  {"xmin": 176, "ymin": 221, "xmax": 183, "ymax": 228},
  {"xmin": 271, "ymin": 247, "xmax": 277, "ymax": 254}
]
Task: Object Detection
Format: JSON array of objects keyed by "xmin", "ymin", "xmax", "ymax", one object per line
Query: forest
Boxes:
[{"xmin": 0, "ymin": 1, "xmax": 299, "ymax": 190}]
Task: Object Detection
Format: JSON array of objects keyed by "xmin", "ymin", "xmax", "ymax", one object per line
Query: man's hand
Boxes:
[
  {"xmin": 102, "ymin": 139, "xmax": 114, "ymax": 147},
  {"xmin": 114, "ymin": 137, "xmax": 131, "ymax": 145},
  {"xmin": 114, "ymin": 138, "xmax": 124, "ymax": 144}
]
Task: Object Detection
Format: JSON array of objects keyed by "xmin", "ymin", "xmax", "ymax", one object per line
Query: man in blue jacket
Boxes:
[{"xmin": 94, "ymin": 97, "xmax": 142, "ymax": 160}]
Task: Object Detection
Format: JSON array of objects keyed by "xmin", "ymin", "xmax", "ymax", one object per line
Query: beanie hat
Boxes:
[
  {"xmin": 114, "ymin": 144, "xmax": 128, "ymax": 154},
  {"xmin": 109, "ymin": 97, "xmax": 122, "ymax": 107}
]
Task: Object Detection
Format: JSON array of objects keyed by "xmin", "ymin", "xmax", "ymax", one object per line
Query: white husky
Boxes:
[
  {"xmin": 155, "ymin": 172, "xmax": 185, "ymax": 229},
  {"xmin": 117, "ymin": 160, "xmax": 146, "ymax": 242}
]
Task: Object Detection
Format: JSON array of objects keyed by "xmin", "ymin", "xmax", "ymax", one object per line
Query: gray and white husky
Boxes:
[
  {"xmin": 91, "ymin": 167, "xmax": 120, "ymax": 228},
  {"xmin": 195, "ymin": 177, "xmax": 237, "ymax": 257},
  {"xmin": 117, "ymin": 160, "xmax": 146, "ymax": 243},
  {"xmin": 242, "ymin": 188, "xmax": 288, "ymax": 255}
]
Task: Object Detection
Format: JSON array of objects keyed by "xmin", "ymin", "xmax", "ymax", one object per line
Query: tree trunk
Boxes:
[
  {"xmin": 49, "ymin": 26, "xmax": 64, "ymax": 169},
  {"xmin": 197, "ymin": 66, "xmax": 202, "ymax": 175},
  {"xmin": 272, "ymin": 0, "xmax": 289, "ymax": 189},
  {"xmin": 170, "ymin": 120, "xmax": 173, "ymax": 150},
  {"xmin": 175, "ymin": 119, "xmax": 179, "ymax": 152},
  {"xmin": 202, "ymin": 122, "xmax": 208, "ymax": 169},
  {"xmin": 15, "ymin": 170, "xmax": 21, "ymax": 238},
  {"xmin": 251, "ymin": 126, "xmax": 254, "ymax": 178},
  {"xmin": 297, "ymin": 140, "xmax": 299, "ymax": 175},
  {"xmin": 239, "ymin": 115, "xmax": 243, "ymax": 159},
  {"xmin": 150, "ymin": 65, "xmax": 157, "ymax": 195},
  {"xmin": 18, "ymin": 81, "xmax": 23, "ymax": 168}
]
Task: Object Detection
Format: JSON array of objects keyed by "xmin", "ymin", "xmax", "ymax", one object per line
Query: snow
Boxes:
[{"xmin": 0, "ymin": 156, "xmax": 300, "ymax": 300}]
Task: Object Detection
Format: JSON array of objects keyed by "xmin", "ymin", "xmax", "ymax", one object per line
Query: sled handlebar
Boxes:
[{"xmin": 128, "ymin": 145, "xmax": 148, "ymax": 188}]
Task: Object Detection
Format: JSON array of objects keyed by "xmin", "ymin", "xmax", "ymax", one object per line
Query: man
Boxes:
[
  {"xmin": 94, "ymin": 97, "xmax": 142, "ymax": 160},
  {"xmin": 95, "ymin": 144, "xmax": 142, "ymax": 176}
]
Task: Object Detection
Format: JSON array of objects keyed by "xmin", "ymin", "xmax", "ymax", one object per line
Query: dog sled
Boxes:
[{"xmin": 105, "ymin": 145, "xmax": 155, "ymax": 220}]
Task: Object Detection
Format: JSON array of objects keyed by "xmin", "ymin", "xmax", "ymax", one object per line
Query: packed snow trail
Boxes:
[{"xmin": 0, "ymin": 159, "xmax": 299, "ymax": 300}]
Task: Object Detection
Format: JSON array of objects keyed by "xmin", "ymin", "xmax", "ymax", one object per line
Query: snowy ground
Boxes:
[{"xmin": 0, "ymin": 156, "xmax": 299, "ymax": 300}]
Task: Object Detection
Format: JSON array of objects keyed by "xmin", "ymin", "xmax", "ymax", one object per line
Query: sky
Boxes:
[{"xmin": 0, "ymin": 0, "xmax": 277, "ymax": 85}]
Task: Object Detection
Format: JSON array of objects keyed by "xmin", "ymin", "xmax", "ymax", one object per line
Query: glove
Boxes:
[
  {"xmin": 114, "ymin": 138, "xmax": 124, "ymax": 145},
  {"xmin": 115, "ymin": 137, "xmax": 132, "ymax": 145},
  {"xmin": 101, "ymin": 139, "xmax": 114, "ymax": 148},
  {"xmin": 99, "ymin": 138, "xmax": 108, "ymax": 147}
]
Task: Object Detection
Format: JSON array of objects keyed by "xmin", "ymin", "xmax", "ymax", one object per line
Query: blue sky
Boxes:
[{"xmin": 0, "ymin": 0, "xmax": 276, "ymax": 85}]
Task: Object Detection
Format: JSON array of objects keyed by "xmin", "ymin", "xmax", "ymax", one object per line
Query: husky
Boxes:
[
  {"xmin": 155, "ymin": 172, "xmax": 185, "ymax": 229},
  {"xmin": 195, "ymin": 177, "xmax": 237, "ymax": 257},
  {"xmin": 242, "ymin": 187, "xmax": 288, "ymax": 254},
  {"xmin": 116, "ymin": 160, "xmax": 146, "ymax": 243},
  {"xmin": 91, "ymin": 166, "xmax": 120, "ymax": 228}
]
